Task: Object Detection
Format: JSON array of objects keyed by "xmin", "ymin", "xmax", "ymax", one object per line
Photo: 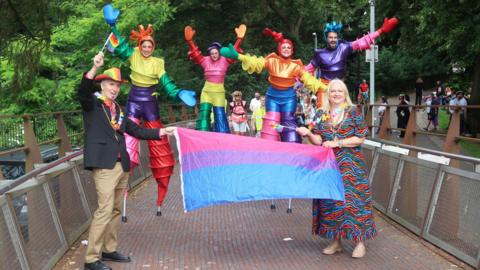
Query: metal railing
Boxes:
[
  {"xmin": 0, "ymin": 118, "xmax": 195, "ymax": 270},
  {"xmin": 363, "ymin": 138, "xmax": 480, "ymax": 268},
  {"xmin": 363, "ymin": 104, "xmax": 480, "ymax": 154},
  {"xmin": 0, "ymin": 104, "xmax": 198, "ymax": 180},
  {"xmin": 1, "ymin": 111, "xmax": 479, "ymax": 269}
]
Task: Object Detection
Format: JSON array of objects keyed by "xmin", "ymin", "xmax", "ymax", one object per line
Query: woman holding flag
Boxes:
[
  {"xmin": 296, "ymin": 79, "xmax": 376, "ymax": 259},
  {"xmin": 102, "ymin": 4, "xmax": 196, "ymax": 216}
]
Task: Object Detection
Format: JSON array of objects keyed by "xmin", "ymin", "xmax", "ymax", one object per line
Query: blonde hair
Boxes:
[
  {"xmin": 322, "ymin": 79, "xmax": 353, "ymax": 125},
  {"xmin": 232, "ymin": 90, "xmax": 242, "ymax": 97}
]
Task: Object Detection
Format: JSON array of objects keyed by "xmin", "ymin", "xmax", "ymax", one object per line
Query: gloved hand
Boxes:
[
  {"xmin": 103, "ymin": 4, "xmax": 121, "ymax": 26},
  {"xmin": 220, "ymin": 43, "xmax": 239, "ymax": 60},
  {"xmin": 184, "ymin": 26, "xmax": 196, "ymax": 41},
  {"xmin": 235, "ymin": 24, "xmax": 247, "ymax": 39},
  {"xmin": 178, "ymin": 90, "xmax": 197, "ymax": 107},
  {"xmin": 379, "ymin": 17, "xmax": 399, "ymax": 34}
]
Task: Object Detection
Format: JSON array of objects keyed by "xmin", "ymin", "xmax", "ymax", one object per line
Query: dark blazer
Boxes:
[{"xmin": 78, "ymin": 75, "xmax": 160, "ymax": 171}]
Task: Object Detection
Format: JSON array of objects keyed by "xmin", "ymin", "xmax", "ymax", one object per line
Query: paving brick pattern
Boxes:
[{"xmin": 54, "ymin": 164, "xmax": 470, "ymax": 270}]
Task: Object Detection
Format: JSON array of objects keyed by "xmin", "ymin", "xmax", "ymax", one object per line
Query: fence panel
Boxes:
[
  {"xmin": 47, "ymin": 169, "xmax": 90, "ymax": 245},
  {"xmin": 425, "ymin": 168, "xmax": 480, "ymax": 266},
  {"xmin": 370, "ymin": 149, "xmax": 401, "ymax": 211},
  {"xmin": 0, "ymin": 200, "xmax": 25, "ymax": 270},
  {"xmin": 11, "ymin": 183, "xmax": 65, "ymax": 270},
  {"xmin": 389, "ymin": 157, "xmax": 439, "ymax": 233}
]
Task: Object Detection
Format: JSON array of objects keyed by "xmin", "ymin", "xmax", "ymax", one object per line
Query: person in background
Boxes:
[
  {"xmin": 435, "ymin": 80, "xmax": 446, "ymax": 105},
  {"xmin": 295, "ymin": 95, "xmax": 306, "ymax": 127},
  {"xmin": 414, "ymin": 77, "xmax": 424, "ymax": 107},
  {"xmin": 424, "ymin": 92, "xmax": 439, "ymax": 131},
  {"xmin": 229, "ymin": 90, "xmax": 248, "ymax": 135},
  {"xmin": 376, "ymin": 96, "xmax": 388, "ymax": 134},
  {"xmin": 249, "ymin": 92, "xmax": 261, "ymax": 113},
  {"xmin": 305, "ymin": 94, "xmax": 317, "ymax": 127},
  {"xmin": 252, "ymin": 96, "xmax": 266, "ymax": 137},
  {"xmin": 357, "ymin": 79, "xmax": 369, "ymax": 105},
  {"xmin": 449, "ymin": 91, "xmax": 468, "ymax": 135},
  {"xmin": 296, "ymin": 79, "xmax": 376, "ymax": 259},
  {"xmin": 396, "ymin": 94, "xmax": 410, "ymax": 138}
]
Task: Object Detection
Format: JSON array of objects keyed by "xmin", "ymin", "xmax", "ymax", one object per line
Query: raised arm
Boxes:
[
  {"xmin": 233, "ymin": 24, "xmax": 247, "ymax": 53},
  {"xmin": 79, "ymin": 52, "xmax": 104, "ymax": 111},
  {"xmin": 351, "ymin": 17, "xmax": 399, "ymax": 51},
  {"xmin": 224, "ymin": 24, "xmax": 248, "ymax": 64},
  {"xmin": 184, "ymin": 25, "xmax": 205, "ymax": 65},
  {"xmin": 103, "ymin": 4, "xmax": 133, "ymax": 61}
]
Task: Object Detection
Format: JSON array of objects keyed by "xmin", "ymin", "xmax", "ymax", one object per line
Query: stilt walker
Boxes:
[
  {"xmin": 103, "ymin": 5, "xmax": 196, "ymax": 216},
  {"xmin": 305, "ymin": 18, "xmax": 398, "ymax": 108},
  {"xmin": 220, "ymin": 28, "xmax": 328, "ymax": 212},
  {"xmin": 184, "ymin": 24, "xmax": 247, "ymax": 133}
]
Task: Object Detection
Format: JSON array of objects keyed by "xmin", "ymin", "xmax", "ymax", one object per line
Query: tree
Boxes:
[{"xmin": 378, "ymin": 0, "xmax": 480, "ymax": 135}]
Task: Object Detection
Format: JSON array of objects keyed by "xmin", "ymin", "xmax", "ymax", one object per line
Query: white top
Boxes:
[
  {"xmin": 249, "ymin": 98, "xmax": 261, "ymax": 112},
  {"xmin": 378, "ymin": 102, "xmax": 387, "ymax": 116},
  {"xmin": 449, "ymin": 97, "xmax": 467, "ymax": 114}
]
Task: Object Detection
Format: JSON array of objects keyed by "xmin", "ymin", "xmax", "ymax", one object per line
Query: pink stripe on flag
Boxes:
[{"xmin": 177, "ymin": 128, "xmax": 327, "ymax": 160}]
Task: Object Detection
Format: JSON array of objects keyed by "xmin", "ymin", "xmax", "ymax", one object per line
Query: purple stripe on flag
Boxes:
[{"xmin": 181, "ymin": 150, "xmax": 339, "ymax": 173}]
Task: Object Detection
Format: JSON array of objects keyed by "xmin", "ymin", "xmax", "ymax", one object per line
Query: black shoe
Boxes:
[
  {"xmin": 84, "ymin": 260, "xmax": 112, "ymax": 270},
  {"xmin": 101, "ymin": 251, "xmax": 131, "ymax": 262}
]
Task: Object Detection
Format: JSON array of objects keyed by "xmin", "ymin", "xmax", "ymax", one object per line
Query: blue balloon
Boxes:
[
  {"xmin": 178, "ymin": 90, "xmax": 197, "ymax": 107},
  {"xmin": 103, "ymin": 4, "xmax": 120, "ymax": 26}
]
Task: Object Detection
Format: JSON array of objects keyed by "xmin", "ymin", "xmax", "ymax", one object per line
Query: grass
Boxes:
[
  {"xmin": 460, "ymin": 140, "xmax": 480, "ymax": 158},
  {"xmin": 437, "ymin": 109, "xmax": 480, "ymax": 158},
  {"xmin": 437, "ymin": 109, "xmax": 450, "ymax": 130}
]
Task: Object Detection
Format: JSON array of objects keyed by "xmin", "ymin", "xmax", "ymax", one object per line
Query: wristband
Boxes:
[{"xmin": 338, "ymin": 140, "xmax": 343, "ymax": 148}]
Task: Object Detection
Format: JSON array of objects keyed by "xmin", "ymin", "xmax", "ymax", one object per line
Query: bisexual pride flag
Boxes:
[{"xmin": 174, "ymin": 128, "xmax": 344, "ymax": 212}]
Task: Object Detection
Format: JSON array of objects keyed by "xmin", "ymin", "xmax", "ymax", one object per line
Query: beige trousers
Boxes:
[{"xmin": 85, "ymin": 162, "xmax": 129, "ymax": 263}]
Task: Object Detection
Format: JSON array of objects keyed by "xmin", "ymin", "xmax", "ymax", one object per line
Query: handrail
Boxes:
[
  {"xmin": 0, "ymin": 146, "xmax": 29, "ymax": 157},
  {"xmin": 368, "ymin": 137, "xmax": 480, "ymax": 163},
  {"xmin": 364, "ymin": 104, "xmax": 480, "ymax": 108},
  {"xmin": 0, "ymin": 150, "xmax": 83, "ymax": 195},
  {"xmin": 0, "ymin": 110, "xmax": 82, "ymax": 119}
]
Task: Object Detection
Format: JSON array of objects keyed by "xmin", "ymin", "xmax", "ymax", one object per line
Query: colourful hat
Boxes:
[
  {"xmin": 94, "ymin": 68, "xmax": 128, "ymax": 83},
  {"xmin": 207, "ymin": 42, "xmax": 222, "ymax": 53},
  {"xmin": 130, "ymin": 24, "xmax": 155, "ymax": 49},
  {"xmin": 323, "ymin": 21, "xmax": 343, "ymax": 40},
  {"xmin": 263, "ymin": 28, "xmax": 294, "ymax": 57}
]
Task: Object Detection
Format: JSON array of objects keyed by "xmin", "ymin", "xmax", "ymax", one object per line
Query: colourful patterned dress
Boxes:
[{"xmin": 311, "ymin": 106, "xmax": 376, "ymax": 242}]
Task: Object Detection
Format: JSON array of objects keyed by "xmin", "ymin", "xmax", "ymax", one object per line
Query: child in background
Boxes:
[{"xmin": 252, "ymin": 96, "xmax": 266, "ymax": 137}]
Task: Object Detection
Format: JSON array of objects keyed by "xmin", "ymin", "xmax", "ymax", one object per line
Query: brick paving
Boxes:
[{"xmin": 54, "ymin": 164, "xmax": 470, "ymax": 270}]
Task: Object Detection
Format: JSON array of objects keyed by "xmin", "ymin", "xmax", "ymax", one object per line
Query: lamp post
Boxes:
[{"xmin": 369, "ymin": 0, "xmax": 376, "ymax": 137}]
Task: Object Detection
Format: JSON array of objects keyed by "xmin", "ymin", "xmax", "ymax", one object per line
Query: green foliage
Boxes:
[{"xmin": 1, "ymin": 0, "xmax": 478, "ymax": 119}]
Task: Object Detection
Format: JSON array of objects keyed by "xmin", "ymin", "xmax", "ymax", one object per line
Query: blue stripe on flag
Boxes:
[{"xmin": 181, "ymin": 164, "xmax": 344, "ymax": 212}]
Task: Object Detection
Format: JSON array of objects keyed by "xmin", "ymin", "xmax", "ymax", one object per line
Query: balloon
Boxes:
[{"xmin": 103, "ymin": 4, "xmax": 121, "ymax": 26}]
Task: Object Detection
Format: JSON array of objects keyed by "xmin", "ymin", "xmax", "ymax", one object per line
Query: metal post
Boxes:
[
  {"xmin": 55, "ymin": 114, "xmax": 72, "ymax": 158},
  {"xmin": 23, "ymin": 115, "xmax": 42, "ymax": 172},
  {"xmin": 369, "ymin": 0, "xmax": 376, "ymax": 138},
  {"xmin": 312, "ymin": 32, "xmax": 319, "ymax": 79}
]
